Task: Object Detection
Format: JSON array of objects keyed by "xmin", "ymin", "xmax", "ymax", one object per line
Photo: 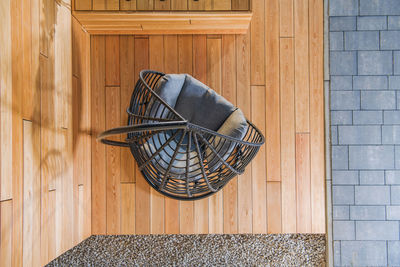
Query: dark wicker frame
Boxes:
[{"xmin": 98, "ymin": 70, "xmax": 265, "ymax": 200}]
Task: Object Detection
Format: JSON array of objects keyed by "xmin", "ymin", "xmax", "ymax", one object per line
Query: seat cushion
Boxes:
[{"xmin": 140, "ymin": 73, "xmax": 248, "ymax": 180}]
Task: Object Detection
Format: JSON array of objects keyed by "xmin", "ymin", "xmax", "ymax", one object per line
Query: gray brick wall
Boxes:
[{"xmin": 329, "ymin": 0, "xmax": 400, "ymax": 265}]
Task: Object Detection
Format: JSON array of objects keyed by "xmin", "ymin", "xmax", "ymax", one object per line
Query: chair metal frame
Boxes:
[{"xmin": 98, "ymin": 70, "xmax": 265, "ymax": 200}]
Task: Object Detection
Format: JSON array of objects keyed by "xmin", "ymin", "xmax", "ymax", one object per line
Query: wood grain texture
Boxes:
[
  {"xmin": 91, "ymin": 35, "xmax": 107, "ymax": 234},
  {"xmin": 267, "ymin": 181, "xmax": 282, "ymax": 233},
  {"xmin": 232, "ymin": 0, "xmax": 249, "ymax": 10},
  {"xmin": 294, "ymin": 0, "xmax": 310, "ymax": 133},
  {"xmin": 280, "ymin": 38, "xmax": 296, "ymax": 233},
  {"xmin": 106, "ymin": 36, "xmax": 120, "ymax": 86},
  {"xmin": 11, "ymin": 0, "xmax": 24, "ymax": 264},
  {"xmin": 309, "ymin": 0, "xmax": 325, "ymax": 234},
  {"xmin": 75, "ymin": 0, "xmax": 92, "ymax": 10},
  {"xmin": 296, "ymin": 133, "xmax": 311, "ymax": 233},
  {"xmin": 121, "ymin": 183, "xmax": 136, "ymax": 234},
  {"xmin": 155, "ymin": 0, "xmax": 171, "ymax": 10},
  {"xmin": 280, "ymin": 0, "xmax": 293, "ymax": 37},
  {"xmin": 120, "ymin": 36, "xmax": 136, "ymax": 183},
  {"xmin": 106, "ymin": 86, "xmax": 121, "ymax": 234},
  {"xmin": 86, "ymin": 0, "xmax": 325, "ymax": 237},
  {"xmin": 236, "ymin": 30, "xmax": 252, "ymax": 234},
  {"xmin": 250, "ymin": 0, "xmax": 264, "ymax": 85},
  {"xmin": 251, "ymin": 85, "xmax": 266, "ymax": 234},
  {"xmin": 0, "ymin": 0, "xmax": 13, "ymax": 201},
  {"xmin": 120, "ymin": 0, "xmax": 137, "ymax": 10},
  {"xmin": 93, "ymin": 0, "xmax": 119, "ymax": 10},
  {"xmin": 137, "ymin": 0, "xmax": 154, "ymax": 10},
  {"xmin": 171, "ymin": 0, "xmax": 188, "ymax": 10},
  {"xmin": 0, "ymin": 200, "xmax": 13, "ymax": 267},
  {"xmin": 265, "ymin": 0, "xmax": 281, "ymax": 182},
  {"xmin": 23, "ymin": 120, "xmax": 41, "ymax": 267}
]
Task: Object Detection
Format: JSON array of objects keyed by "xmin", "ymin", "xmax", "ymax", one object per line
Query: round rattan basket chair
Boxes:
[{"xmin": 98, "ymin": 70, "xmax": 265, "ymax": 200}]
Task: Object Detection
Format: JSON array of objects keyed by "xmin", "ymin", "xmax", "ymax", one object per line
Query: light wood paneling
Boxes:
[
  {"xmin": 105, "ymin": 36, "xmax": 120, "ymax": 86},
  {"xmin": 23, "ymin": 120, "xmax": 41, "ymax": 267},
  {"xmin": 121, "ymin": 183, "xmax": 136, "ymax": 234},
  {"xmin": 86, "ymin": 0, "xmax": 325, "ymax": 237},
  {"xmin": 0, "ymin": 0, "xmax": 13, "ymax": 201},
  {"xmin": 280, "ymin": 37, "xmax": 296, "ymax": 233},
  {"xmin": 120, "ymin": 0, "xmax": 137, "ymax": 10},
  {"xmin": 251, "ymin": 85, "xmax": 266, "ymax": 234},
  {"xmin": 91, "ymin": 35, "xmax": 107, "ymax": 234},
  {"xmin": 106, "ymin": 86, "xmax": 121, "ymax": 234},
  {"xmin": 75, "ymin": 0, "xmax": 92, "ymax": 10},
  {"xmin": 296, "ymin": 133, "xmax": 311, "ymax": 233},
  {"xmin": 294, "ymin": 0, "xmax": 310, "ymax": 133},
  {"xmin": 172, "ymin": 0, "xmax": 188, "ymax": 10},
  {"xmin": 280, "ymin": 0, "xmax": 293, "ymax": 37},
  {"xmin": 309, "ymin": 0, "xmax": 325, "ymax": 234},
  {"xmin": 0, "ymin": 200, "xmax": 13, "ymax": 267},
  {"xmin": 236, "ymin": 30, "xmax": 252, "ymax": 234}
]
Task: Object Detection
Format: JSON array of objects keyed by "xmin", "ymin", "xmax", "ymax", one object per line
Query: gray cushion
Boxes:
[{"xmin": 140, "ymin": 74, "xmax": 248, "ymax": 179}]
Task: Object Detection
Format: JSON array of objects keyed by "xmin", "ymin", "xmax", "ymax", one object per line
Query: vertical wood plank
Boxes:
[
  {"xmin": 309, "ymin": 0, "xmax": 325, "ymax": 234},
  {"xmin": 171, "ymin": 0, "xmax": 187, "ymax": 10},
  {"xmin": 0, "ymin": 0, "xmax": 13, "ymax": 201},
  {"xmin": 265, "ymin": 0, "xmax": 281, "ymax": 182},
  {"xmin": 193, "ymin": 34, "xmax": 208, "ymax": 234},
  {"xmin": 294, "ymin": 0, "xmax": 310, "ymax": 133},
  {"xmin": 55, "ymin": 3, "xmax": 72, "ymax": 129},
  {"xmin": 120, "ymin": 0, "xmax": 137, "ymax": 10},
  {"xmin": 222, "ymin": 34, "xmax": 238, "ymax": 234},
  {"xmin": 236, "ymin": 30, "xmax": 252, "ymax": 234},
  {"xmin": 47, "ymin": 190, "xmax": 56, "ymax": 262},
  {"xmin": 212, "ymin": 0, "xmax": 231, "ymax": 10},
  {"xmin": 11, "ymin": 0, "xmax": 24, "ymax": 264},
  {"xmin": 251, "ymin": 85, "xmax": 267, "ymax": 234},
  {"xmin": 0, "ymin": 200, "xmax": 12, "ymax": 267},
  {"xmin": 280, "ymin": 38, "xmax": 296, "ymax": 233},
  {"xmin": 23, "ymin": 120, "xmax": 41, "ymax": 267},
  {"xmin": 93, "ymin": 0, "xmax": 119, "ymax": 10},
  {"xmin": 155, "ymin": 0, "xmax": 171, "ymax": 10},
  {"xmin": 232, "ymin": 0, "xmax": 249, "ymax": 10},
  {"xmin": 296, "ymin": 133, "xmax": 311, "ymax": 233},
  {"xmin": 267, "ymin": 181, "xmax": 282, "ymax": 233},
  {"xmin": 137, "ymin": 0, "xmax": 154, "ymax": 10},
  {"xmin": 91, "ymin": 35, "xmax": 107, "ymax": 234},
  {"xmin": 149, "ymin": 35, "xmax": 165, "ymax": 234},
  {"xmin": 207, "ymin": 36, "xmax": 223, "ymax": 234},
  {"xmin": 106, "ymin": 36, "xmax": 120, "ymax": 86},
  {"xmin": 22, "ymin": 0, "xmax": 33, "ymax": 121},
  {"xmin": 250, "ymin": 0, "xmax": 265, "ymax": 85},
  {"xmin": 77, "ymin": 185, "xmax": 85, "ymax": 241},
  {"xmin": 75, "ymin": 0, "xmax": 92, "ymax": 10},
  {"xmin": 120, "ymin": 36, "xmax": 136, "ymax": 183},
  {"xmin": 106, "ymin": 86, "xmax": 121, "ymax": 234},
  {"xmin": 39, "ymin": 0, "xmax": 55, "ymax": 57},
  {"xmin": 188, "ymin": 0, "xmax": 205, "ymax": 10},
  {"xmin": 134, "ymin": 36, "xmax": 151, "ymax": 235},
  {"xmin": 121, "ymin": 183, "xmax": 136, "ymax": 234},
  {"xmin": 280, "ymin": 0, "xmax": 294, "ymax": 37},
  {"xmin": 163, "ymin": 35, "xmax": 180, "ymax": 234}
]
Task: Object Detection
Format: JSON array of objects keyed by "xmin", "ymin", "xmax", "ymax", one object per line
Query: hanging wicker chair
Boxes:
[{"xmin": 98, "ymin": 70, "xmax": 265, "ymax": 200}]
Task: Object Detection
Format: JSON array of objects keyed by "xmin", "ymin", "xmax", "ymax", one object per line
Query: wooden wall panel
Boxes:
[
  {"xmin": 105, "ymin": 87, "xmax": 121, "ymax": 234},
  {"xmin": 236, "ymin": 30, "xmax": 252, "ymax": 234},
  {"xmin": 0, "ymin": 0, "xmax": 13, "ymax": 201},
  {"xmin": 91, "ymin": 36, "xmax": 107, "ymax": 234},
  {"xmin": 87, "ymin": 0, "xmax": 325, "ymax": 237}
]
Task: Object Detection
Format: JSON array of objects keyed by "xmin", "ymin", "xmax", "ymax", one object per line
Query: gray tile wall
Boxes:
[{"xmin": 329, "ymin": 0, "xmax": 400, "ymax": 265}]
